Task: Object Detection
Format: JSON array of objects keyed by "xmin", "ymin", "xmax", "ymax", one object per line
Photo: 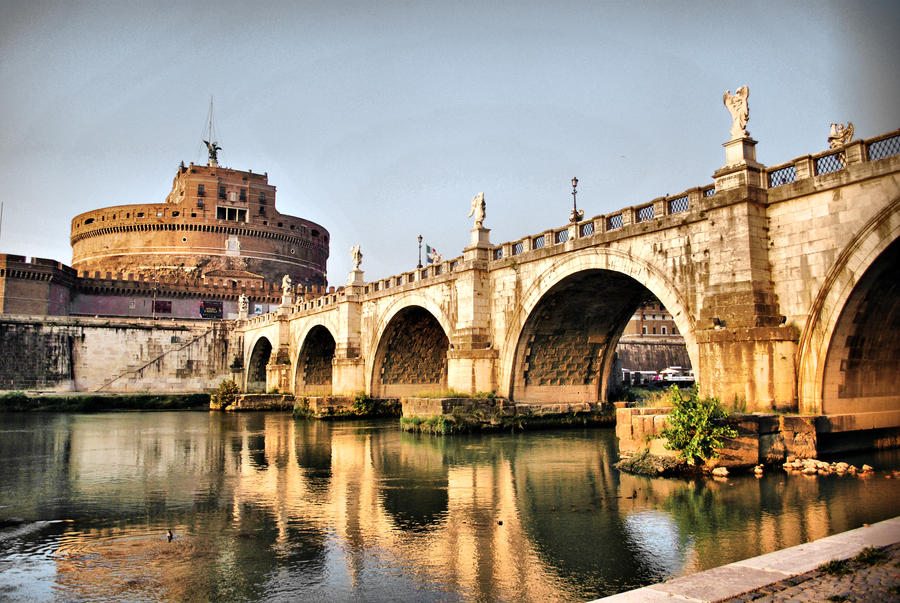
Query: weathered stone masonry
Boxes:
[{"xmin": 238, "ymin": 129, "xmax": 900, "ymax": 428}]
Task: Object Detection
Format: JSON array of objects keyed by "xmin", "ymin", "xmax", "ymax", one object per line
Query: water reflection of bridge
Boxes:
[{"xmin": 10, "ymin": 414, "xmax": 896, "ymax": 599}]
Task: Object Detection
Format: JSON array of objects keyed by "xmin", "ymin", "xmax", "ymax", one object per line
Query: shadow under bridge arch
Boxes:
[
  {"xmin": 371, "ymin": 306, "xmax": 450, "ymax": 398},
  {"xmin": 507, "ymin": 267, "xmax": 695, "ymax": 404},
  {"xmin": 246, "ymin": 336, "xmax": 273, "ymax": 393},
  {"xmin": 294, "ymin": 325, "xmax": 336, "ymax": 396}
]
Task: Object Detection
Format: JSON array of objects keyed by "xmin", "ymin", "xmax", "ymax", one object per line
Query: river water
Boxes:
[{"xmin": 0, "ymin": 412, "xmax": 898, "ymax": 601}]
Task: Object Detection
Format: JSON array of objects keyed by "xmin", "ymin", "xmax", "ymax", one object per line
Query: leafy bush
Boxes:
[
  {"xmin": 660, "ymin": 386, "xmax": 737, "ymax": 465},
  {"xmin": 0, "ymin": 391, "xmax": 31, "ymax": 411},
  {"xmin": 210, "ymin": 380, "xmax": 239, "ymax": 409},
  {"xmin": 351, "ymin": 392, "xmax": 376, "ymax": 415}
]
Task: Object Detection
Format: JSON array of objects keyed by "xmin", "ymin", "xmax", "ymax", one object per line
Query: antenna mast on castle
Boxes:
[{"xmin": 202, "ymin": 96, "xmax": 222, "ymax": 167}]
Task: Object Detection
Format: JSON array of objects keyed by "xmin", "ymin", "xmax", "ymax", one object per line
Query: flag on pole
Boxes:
[{"xmin": 426, "ymin": 244, "xmax": 438, "ymax": 264}]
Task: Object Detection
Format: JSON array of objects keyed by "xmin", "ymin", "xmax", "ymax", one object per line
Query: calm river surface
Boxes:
[{"xmin": 1, "ymin": 412, "xmax": 899, "ymax": 601}]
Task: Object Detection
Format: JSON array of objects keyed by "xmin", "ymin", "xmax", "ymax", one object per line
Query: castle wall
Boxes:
[{"xmin": 0, "ymin": 315, "xmax": 239, "ymax": 393}]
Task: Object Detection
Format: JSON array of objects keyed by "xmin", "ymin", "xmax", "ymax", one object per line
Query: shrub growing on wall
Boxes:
[
  {"xmin": 660, "ymin": 386, "xmax": 737, "ymax": 465},
  {"xmin": 211, "ymin": 380, "xmax": 239, "ymax": 409}
]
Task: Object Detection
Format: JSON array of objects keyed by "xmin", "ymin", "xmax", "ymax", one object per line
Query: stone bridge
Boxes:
[{"xmin": 236, "ymin": 129, "xmax": 900, "ymax": 419}]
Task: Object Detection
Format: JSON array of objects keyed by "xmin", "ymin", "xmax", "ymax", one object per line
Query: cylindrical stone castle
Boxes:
[{"xmin": 70, "ymin": 162, "xmax": 329, "ymax": 286}]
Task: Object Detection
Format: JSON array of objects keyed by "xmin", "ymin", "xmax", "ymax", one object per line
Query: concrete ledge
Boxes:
[{"xmin": 598, "ymin": 516, "xmax": 900, "ymax": 602}]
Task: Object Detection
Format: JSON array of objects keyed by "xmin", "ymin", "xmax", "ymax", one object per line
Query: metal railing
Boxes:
[
  {"xmin": 867, "ymin": 133, "xmax": 900, "ymax": 161},
  {"xmin": 815, "ymin": 152, "xmax": 844, "ymax": 175},
  {"xmin": 668, "ymin": 195, "xmax": 689, "ymax": 214},
  {"xmin": 636, "ymin": 205, "xmax": 654, "ymax": 222},
  {"xmin": 532, "ymin": 235, "xmax": 545, "ymax": 249},
  {"xmin": 555, "ymin": 229, "xmax": 569, "ymax": 244},
  {"xmin": 493, "ymin": 248, "xmax": 503, "ymax": 260},
  {"xmin": 579, "ymin": 222, "xmax": 594, "ymax": 237},
  {"xmin": 768, "ymin": 164, "xmax": 797, "ymax": 188},
  {"xmin": 607, "ymin": 213, "xmax": 623, "ymax": 230},
  {"xmin": 512, "ymin": 241, "xmax": 524, "ymax": 255}
]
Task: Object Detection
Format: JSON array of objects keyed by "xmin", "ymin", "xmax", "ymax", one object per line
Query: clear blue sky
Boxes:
[{"xmin": 1, "ymin": 0, "xmax": 898, "ymax": 282}]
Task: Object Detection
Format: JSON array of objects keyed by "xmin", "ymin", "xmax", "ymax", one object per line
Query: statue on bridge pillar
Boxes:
[
  {"xmin": 723, "ymin": 86, "xmax": 750, "ymax": 140},
  {"xmin": 465, "ymin": 192, "xmax": 491, "ymax": 255},
  {"xmin": 468, "ymin": 192, "xmax": 486, "ymax": 229},
  {"xmin": 280, "ymin": 274, "xmax": 293, "ymax": 306},
  {"xmin": 348, "ymin": 245, "xmax": 364, "ymax": 286},
  {"xmin": 238, "ymin": 293, "xmax": 249, "ymax": 319},
  {"xmin": 828, "ymin": 122, "xmax": 854, "ymax": 149},
  {"xmin": 718, "ymin": 85, "xmax": 761, "ymax": 175}
]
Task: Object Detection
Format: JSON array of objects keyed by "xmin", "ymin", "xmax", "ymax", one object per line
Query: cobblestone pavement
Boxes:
[{"xmin": 723, "ymin": 543, "xmax": 900, "ymax": 602}]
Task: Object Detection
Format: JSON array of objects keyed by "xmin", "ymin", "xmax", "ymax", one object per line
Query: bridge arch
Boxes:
[
  {"xmin": 246, "ymin": 334, "xmax": 273, "ymax": 392},
  {"xmin": 367, "ymin": 292, "xmax": 453, "ymax": 397},
  {"xmin": 797, "ymin": 197, "xmax": 900, "ymax": 414},
  {"xmin": 293, "ymin": 324, "xmax": 337, "ymax": 396},
  {"xmin": 499, "ymin": 248, "xmax": 698, "ymax": 403}
]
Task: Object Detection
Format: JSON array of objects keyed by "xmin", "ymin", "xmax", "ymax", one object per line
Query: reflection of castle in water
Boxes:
[{"xmin": 28, "ymin": 416, "xmax": 899, "ymax": 599}]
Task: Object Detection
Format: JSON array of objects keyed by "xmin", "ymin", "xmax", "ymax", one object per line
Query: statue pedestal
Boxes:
[
  {"xmin": 464, "ymin": 227, "xmax": 492, "ymax": 262},
  {"xmin": 347, "ymin": 269, "xmax": 364, "ymax": 286},
  {"xmin": 723, "ymin": 136, "xmax": 760, "ymax": 166},
  {"xmin": 238, "ymin": 309, "xmax": 248, "ymax": 321},
  {"xmin": 714, "ymin": 137, "xmax": 765, "ymax": 191},
  {"xmin": 281, "ymin": 292, "xmax": 293, "ymax": 307}
]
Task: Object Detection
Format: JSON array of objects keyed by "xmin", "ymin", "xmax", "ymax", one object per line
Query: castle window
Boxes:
[
  {"xmin": 172, "ymin": 211, "xmax": 179, "ymax": 217},
  {"xmin": 217, "ymin": 207, "xmax": 226, "ymax": 220},
  {"xmin": 662, "ymin": 326, "xmax": 667, "ymax": 335},
  {"xmin": 277, "ymin": 222, "xmax": 283, "ymax": 227},
  {"xmin": 126, "ymin": 213, "xmax": 130, "ymax": 218},
  {"xmin": 642, "ymin": 326, "xmax": 647, "ymax": 334},
  {"xmin": 259, "ymin": 207, "xmax": 266, "ymax": 216},
  {"xmin": 219, "ymin": 186, "xmax": 226, "ymax": 199},
  {"xmin": 290, "ymin": 225, "xmax": 295, "ymax": 230},
  {"xmin": 112, "ymin": 214, "xmax": 115, "ymax": 219},
  {"xmin": 239, "ymin": 189, "xmax": 246, "ymax": 202},
  {"xmin": 84, "ymin": 218, "xmax": 94, "ymax": 225},
  {"xmin": 191, "ymin": 213, "xmax": 196, "ymax": 217},
  {"xmin": 157, "ymin": 211, "xmax": 163, "ymax": 217},
  {"xmin": 258, "ymin": 192, "xmax": 266, "ymax": 204},
  {"xmin": 197, "ymin": 184, "xmax": 205, "ymax": 197},
  {"xmin": 311, "ymin": 229, "xmax": 319, "ymax": 237}
]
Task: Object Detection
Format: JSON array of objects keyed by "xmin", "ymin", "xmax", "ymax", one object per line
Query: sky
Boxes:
[{"xmin": 1, "ymin": 0, "xmax": 898, "ymax": 283}]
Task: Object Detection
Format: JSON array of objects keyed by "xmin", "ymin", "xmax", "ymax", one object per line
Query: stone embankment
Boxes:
[
  {"xmin": 400, "ymin": 396, "xmax": 614, "ymax": 434},
  {"xmin": 616, "ymin": 406, "xmax": 819, "ymax": 471}
]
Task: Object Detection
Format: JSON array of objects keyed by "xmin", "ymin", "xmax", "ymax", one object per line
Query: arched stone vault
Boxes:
[
  {"xmin": 797, "ymin": 196, "xmax": 900, "ymax": 414},
  {"xmin": 364, "ymin": 291, "xmax": 455, "ymax": 395},
  {"xmin": 497, "ymin": 248, "xmax": 698, "ymax": 401}
]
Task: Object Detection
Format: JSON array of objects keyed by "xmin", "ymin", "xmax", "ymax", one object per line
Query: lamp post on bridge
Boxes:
[
  {"xmin": 417, "ymin": 234, "xmax": 423, "ymax": 269},
  {"xmin": 569, "ymin": 176, "xmax": 583, "ymax": 223}
]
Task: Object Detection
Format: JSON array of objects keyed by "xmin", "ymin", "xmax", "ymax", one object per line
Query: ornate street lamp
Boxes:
[
  {"xmin": 570, "ymin": 176, "xmax": 583, "ymax": 223},
  {"xmin": 417, "ymin": 234, "xmax": 423, "ymax": 269}
]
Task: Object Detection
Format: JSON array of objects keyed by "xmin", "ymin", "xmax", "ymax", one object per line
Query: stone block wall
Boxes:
[
  {"xmin": 0, "ymin": 316, "xmax": 237, "ymax": 393},
  {"xmin": 0, "ymin": 319, "xmax": 77, "ymax": 390},
  {"xmin": 524, "ymin": 332, "xmax": 600, "ymax": 386},
  {"xmin": 615, "ymin": 407, "xmax": 821, "ymax": 467},
  {"xmin": 380, "ymin": 310, "xmax": 448, "ymax": 386}
]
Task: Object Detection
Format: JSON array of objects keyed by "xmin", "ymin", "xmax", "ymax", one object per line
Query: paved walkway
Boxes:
[{"xmin": 600, "ymin": 516, "xmax": 900, "ymax": 602}]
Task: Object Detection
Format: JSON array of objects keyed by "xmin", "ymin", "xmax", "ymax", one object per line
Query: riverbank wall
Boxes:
[
  {"xmin": 616, "ymin": 406, "xmax": 900, "ymax": 468},
  {"xmin": 400, "ymin": 396, "xmax": 614, "ymax": 434},
  {"xmin": 0, "ymin": 315, "xmax": 237, "ymax": 393}
]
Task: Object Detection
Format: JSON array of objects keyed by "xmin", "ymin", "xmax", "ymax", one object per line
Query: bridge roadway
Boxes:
[{"xmin": 237, "ymin": 129, "xmax": 900, "ymax": 423}]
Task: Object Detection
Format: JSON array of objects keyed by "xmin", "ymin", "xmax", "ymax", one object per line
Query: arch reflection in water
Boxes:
[{"xmin": 0, "ymin": 413, "xmax": 898, "ymax": 601}]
